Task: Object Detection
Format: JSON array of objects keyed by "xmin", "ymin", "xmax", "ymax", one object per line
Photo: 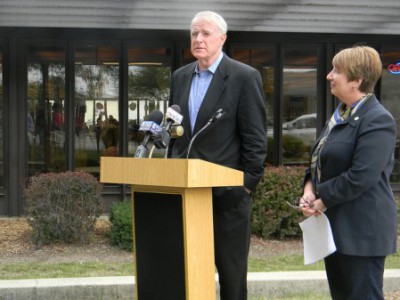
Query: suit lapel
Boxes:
[
  {"xmin": 193, "ymin": 55, "xmax": 229, "ymax": 134},
  {"xmin": 177, "ymin": 62, "xmax": 196, "ymax": 137}
]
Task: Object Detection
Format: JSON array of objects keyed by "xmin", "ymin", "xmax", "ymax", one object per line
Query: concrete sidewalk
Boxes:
[{"xmin": 0, "ymin": 270, "xmax": 399, "ymax": 300}]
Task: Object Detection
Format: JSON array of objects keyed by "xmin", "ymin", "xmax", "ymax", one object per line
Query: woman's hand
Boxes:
[
  {"xmin": 301, "ymin": 198, "xmax": 327, "ymax": 216},
  {"xmin": 300, "ymin": 180, "xmax": 316, "ymax": 215},
  {"xmin": 300, "ymin": 180, "xmax": 326, "ymax": 216}
]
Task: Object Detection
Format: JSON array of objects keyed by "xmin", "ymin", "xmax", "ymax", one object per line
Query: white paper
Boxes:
[{"xmin": 299, "ymin": 213, "xmax": 336, "ymax": 265}]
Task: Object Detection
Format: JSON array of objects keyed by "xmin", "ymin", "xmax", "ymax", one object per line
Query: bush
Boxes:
[
  {"xmin": 25, "ymin": 171, "xmax": 103, "ymax": 247},
  {"xmin": 251, "ymin": 166, "xmax": 306, "ymax": 239},
  {"xmin": 282, "ymin": 135, "xmax": 309, "ymax": 158},
  {"xmin": 109, "ymin": 200, "xmax": 133, "ymax": 251}
]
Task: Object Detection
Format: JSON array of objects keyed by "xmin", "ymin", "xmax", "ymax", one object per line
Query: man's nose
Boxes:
[{"xmin": 195, "ymin": 33, "xmax": 204, "ymax": 41}]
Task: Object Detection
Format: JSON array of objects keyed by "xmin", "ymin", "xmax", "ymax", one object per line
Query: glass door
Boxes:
[
  {"xmin": 231, "ymin": 46, "xmax": 275, "ymax": 165},
  {"xmin": 381, "ymin": 46, "xmax": 400, "ymax": 183},
  {"xmin": 282, "ymin": 46, "xmax": 318, "ymax": 164},
  {"xmin": 127, "ymin": 45, "xmax": 172, "ymax": 157},
  {"xmin": 74, "ymin": 44, "xmax": 119, "ymax": 177},
  {"xmin": 27, "ymin": 45, "xmax": 66, "ymax": 176},
  {"xmin": 0, "ymin": 45, "xmax": 3, "ymax": 186}
]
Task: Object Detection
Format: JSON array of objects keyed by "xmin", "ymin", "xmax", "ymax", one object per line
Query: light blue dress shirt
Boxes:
[{"xmin": 189, "ymin": 52, "xmax": 224, "ymax": 132}]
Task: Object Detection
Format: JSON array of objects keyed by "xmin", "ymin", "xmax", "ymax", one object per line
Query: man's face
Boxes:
[{"xmin": 190, "ymin": 19, "xmax": 226, "ymax": 69}]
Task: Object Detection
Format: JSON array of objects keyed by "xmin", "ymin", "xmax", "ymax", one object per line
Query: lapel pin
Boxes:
[{"xmin": 354, "ymin": 116, "xmax": 359, "ymax": 121}]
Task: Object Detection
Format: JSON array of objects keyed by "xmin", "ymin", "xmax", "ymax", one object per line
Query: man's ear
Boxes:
[{"xmin": 220, "ymin": 34, "xmax": 227, "ymax": 47}]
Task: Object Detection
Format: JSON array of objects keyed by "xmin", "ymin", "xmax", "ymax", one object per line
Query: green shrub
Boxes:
[
  {"xmin": 25, "ymin": 171, "xmax": 103, "ymax": 247},
  {"xmin": 251, "ymin": 166, "xmax": 306, "ymax": 239},
  {"xmin": 282, "ymin": 135, "xmax": 309, "ymax": 158},
  {"xmin": 109, "ymin": 200, "xmax": 133, "ymax": 251}
]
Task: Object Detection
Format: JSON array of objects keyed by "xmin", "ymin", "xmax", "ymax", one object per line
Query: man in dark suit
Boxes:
[{"xmin": 169, "ymin": 11, "xmax": 267, "ymax": 300}]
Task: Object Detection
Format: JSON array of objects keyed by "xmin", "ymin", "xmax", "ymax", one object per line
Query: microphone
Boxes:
[
  {"xmin": 165, "ymin": 105, "xmax": 183, "ymax": 131},
  {"xmin": 186, "ymin": 108, "xmax": 225, "ymax": 159},
  {"xmin": 153, "ymin": 105, "xmax": 183, "ymax": 150},
  {"xmin": 171, "ymin": 125, "xmax": 184, "ymax": 138},
  {"xmin": 135, "ymin": 110, "xmax": 164, "ymax": 158}
]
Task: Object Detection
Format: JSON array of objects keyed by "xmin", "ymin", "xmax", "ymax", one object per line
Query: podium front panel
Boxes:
[{"xmin": 133, "ymin": 192, "xmax": 186, "ymax": 300}]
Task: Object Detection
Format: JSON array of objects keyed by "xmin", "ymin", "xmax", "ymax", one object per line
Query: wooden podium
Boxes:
[{"xmin": 100, "ymin": 157, "xmax": 243, "ymax": 300}]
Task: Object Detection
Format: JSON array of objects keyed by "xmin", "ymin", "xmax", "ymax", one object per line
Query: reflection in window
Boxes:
[
  {"xmin": 0, "ymin": 48, "xmax": 3, "ymax": 186},
  {"xmin": 231, "ymin": 47, "xmax": 274, "ymax": 164},
  {"xmin": 127, "ymin": 47, "xmax": 171, "ymax": 157},
  {"xmin": 381, "ymin": 48, "xmax": 400, "ymax": 183},
  {"xmin": 282, "ymin": 48, "xmax": 317, "ymax": 164},
  {"xmin": 27, "ymin": 46, "xmax": 66, "ymax": 176},
  {"xmin": 75, "ymin": 45, "xmax": 119, "ymax": 177}
]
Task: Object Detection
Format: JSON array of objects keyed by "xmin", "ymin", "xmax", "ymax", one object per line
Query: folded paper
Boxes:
[{"xmin": 299, "ymin": 213, "xmax": 336, "ymax": 265}]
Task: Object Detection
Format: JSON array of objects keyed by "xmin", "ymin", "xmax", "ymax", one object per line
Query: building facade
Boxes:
[{"xmin": 0, "ymin": 1, "xmax": 399, "ymax": 215}]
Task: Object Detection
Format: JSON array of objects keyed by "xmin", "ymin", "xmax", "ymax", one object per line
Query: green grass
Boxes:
[
  {"xmin": 248, "ymin": 255, "xmax": 325, "ymax": 272},
  {"xmin": 0, "ymin": 262, "xmax": 134, "ymax": 280},
  {"xmin": 249, "ymin": 250, "xmax": 400, "ymax": 272},
  {"xmin": 249, "ymin": 294, "xmax": 331, "ymax": 300},
  {"xmin": 1, "ymin": 250, "xmax": 398, "ymax": 300},
  {"xmin": 1, "ymin": 251, "xmax": 399, "ymax": 280}
]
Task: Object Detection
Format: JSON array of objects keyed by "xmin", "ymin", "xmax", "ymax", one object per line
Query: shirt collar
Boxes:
[{"xmin": 194, "ymin": 52, "xmax": 224, "ymax": 74}]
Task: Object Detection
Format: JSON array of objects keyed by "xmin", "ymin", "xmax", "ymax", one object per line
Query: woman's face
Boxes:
[{"xmin": 326, "ymin": 67, "xmax": 354, "ymax": 100}]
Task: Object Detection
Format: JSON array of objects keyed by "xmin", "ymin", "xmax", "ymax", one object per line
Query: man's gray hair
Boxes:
[{"xmin": 191, "ymin": 11, "xmax": 228, "ymax": 34}]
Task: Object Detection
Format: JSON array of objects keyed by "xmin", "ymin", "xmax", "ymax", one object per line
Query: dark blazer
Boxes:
[
  {"xmin": 169, "ymin": 54, "xmax": 267, "ymax": 211},
  {"xmin": 306, "ymin": 95, "xmax": 398, "ymax": 256}
]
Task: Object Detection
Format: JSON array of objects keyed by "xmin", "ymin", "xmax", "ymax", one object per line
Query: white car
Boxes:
[{"xmin": 282, "ymin": 113, "xmax": 317, "ymax": 146}]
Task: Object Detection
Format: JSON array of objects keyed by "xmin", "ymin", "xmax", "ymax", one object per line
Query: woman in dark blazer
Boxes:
[{"xmin": 301, "ymin": 45, "xmax": 398, "ymax": 300}]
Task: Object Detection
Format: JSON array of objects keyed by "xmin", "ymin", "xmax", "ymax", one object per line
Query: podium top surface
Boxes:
[{"xmin": 100, "ymin": 157, "xmax": 243, "ymax": 188}]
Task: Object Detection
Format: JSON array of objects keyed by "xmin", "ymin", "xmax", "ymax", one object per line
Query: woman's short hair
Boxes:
[
  {"xmin": 332, "ymin": 45, "xmax": 382, "ymax": 93},
  {"xmin": 191, "ymin": 11, "xmax": 228, "ymax": 35}
]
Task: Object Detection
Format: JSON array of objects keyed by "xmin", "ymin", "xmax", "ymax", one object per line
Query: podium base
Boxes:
[{"xmin": 133, "ymin": 192, "xmax": 186, "ymax": 300}]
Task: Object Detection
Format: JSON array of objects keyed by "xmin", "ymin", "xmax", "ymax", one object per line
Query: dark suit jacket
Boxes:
[
  {"xmin": 306, "ymin": 95, "xmax": 398, "ymax": 256},
  {"xmin": 169, "ymin": 54, "xmax": 267, "ymax": 211}
]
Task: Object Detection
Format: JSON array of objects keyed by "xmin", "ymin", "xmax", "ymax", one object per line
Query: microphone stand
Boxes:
[
  {"xmin": 186, "ymin": 122, "xmax": 211, "ymax": 159},
  {"xmin": 186, "ymin": 108, "xmax": 225, "ymax": 159}
]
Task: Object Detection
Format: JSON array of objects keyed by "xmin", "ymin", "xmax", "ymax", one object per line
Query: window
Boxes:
[
  {"xmin": 231, "ymin": 47, "xmax": 275, "ymax": 164},
  {"xmin": 27, "ymin": 45, "xmax": 66, "ymax": 176},
  {"xmin": 74, "ymin": 44, "xmax": 119, "ymax": 177},
  {"xmin": 282, "ymin": 47, "xmax": 318, "ymax": 164},
  {"xmin": 127, "ymin": 46, "xmax": 172, "ymax": 158},
  {"xmin": 0, "ymin": 46, "xmax": 3, "ymax": 186},
  {"xmin": 381, "ymin": 47, "xmax": 400, "ymax": 183}
]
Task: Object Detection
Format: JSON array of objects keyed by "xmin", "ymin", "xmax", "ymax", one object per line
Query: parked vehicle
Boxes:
[{"xmin": 282, "ymin": 113, "xmax": 316, "ymax": 147}]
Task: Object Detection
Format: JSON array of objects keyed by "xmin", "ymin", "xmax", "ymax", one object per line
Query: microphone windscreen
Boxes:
[
  {"xmin": 170, "ymin": 104, "xmax": 181, "ymax": 114},
  {"xmin": 147, "ymin": 110, "xmax": 164, "ymax": 125}
]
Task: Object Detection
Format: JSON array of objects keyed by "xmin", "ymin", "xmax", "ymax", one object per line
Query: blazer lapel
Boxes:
[
  {"xmin": 347, "ymin": 95, "xmax": 378, "ymax": 126},
  {"xmin": 311, "ymin": 95, "xmax": 379, "ymax": 155},
  {"xmin": 193, "ymin": 55, "xmax": 229, "ymax": 134}
]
